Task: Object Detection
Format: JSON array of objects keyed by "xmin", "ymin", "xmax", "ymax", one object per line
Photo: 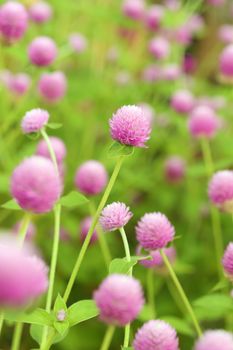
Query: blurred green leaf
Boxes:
[
  {"xmin": 1, "ymin": 199, "xmax": 21, "ymax": 211},
  {"xmin": 194, "ymin": 294, "xmax": 233, "ymax": 321},
  {"xmin": 30, "ymin": 324, "xmax": 68, "ymax": 345},
  {"xmin": 60, "ymin": 191, "xmax": 89, "ymax": 208},
  {"xmin": 162, "ymin": 316, "xmax": 195, "ymax": 337},
  {"xmin": 108, "ymin": 142, "xmax": 134, "ymax": 158},
  {"xmin": 68, "ymin": 300, "xmax": 99, "ymax": 327},
  {"xmin": 211, "ymin": 279, "xmax": 229, "ymax": 293},
  {"xmin": 4, "ymin": 308, "xmax": 52, "ymax": 326},
  {"xmin": 47, "ymin": 123, "xmax": 63, "ymax": 130},
  {"xmin": 54, "ymin": 320, "xmax": 69, "ymax": 336}
]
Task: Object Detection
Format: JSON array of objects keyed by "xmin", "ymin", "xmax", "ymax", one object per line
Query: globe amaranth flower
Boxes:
[
  {"xmin": 13, "ymin": 221, "xmax": 36, "ymax": 241},
  {"xmin": 149, "ymin": 37, "xmax": 170, "ymax": 60},
  {"xmin": 139, "ymin": 246, "xmax": 176, "ymax": 270},
  {"xmin": 188, "ymin": 105, "xmax": 220, "ymax": 138},
  {"xmin": 9, "ymin": 73, "xmax": 31, "ymax": 96},
  {"xmin": 164, "ymin": 156, "xmax": 186, "ymax": 183},
  {"xmin": 110, "ymin": 105, "xmax": 151, "ymax": 147},
  {"xmin": 133, "ymin": 319, "xmax": 179, "ymax": 350},
  {"xmin": 136, "ymin": 212, "xmax": 175, "ymax": 250},
  {"xmin": 194, "ymin": 330, "xmax": 233, "ymax": 350},
  {"xmin": 0, "ymin": 1, "xmax": 28, "ymax": 43},
  {"xmin": 99, "ymin": 202, "xmax": 133, "ymax": 232},
  {"xmin": 28, "ymin": 36, "xmax": 57, "ymax": 66},
  {"xmin": 122, "ymin": 0, "xmax": 145, "ymax": 20},
  {"xmin": 69, "ymin": 33, "xmax": 88, "ymax": 53},
  {"xmin": 36, "ymin": 136, "xmax": 67, "ymax": 164},
  {"xmin": 21, "ymin": 108, "xmax": 49, "ymax": 134},
  {"xmin": 11, "ymin": 156, "xmax": 61, "ymax": 214},
  {"xmin": 80, "ymin": 216, "xmax": 98, "ymax": 244},
  {"xmin": 222, "ymin": 243, "xmax": 233, "ymax": 280},
  {"xmin": 38, "ymin": 71, "xmax": 67, "ymax": 103},
  {"xmin": 75, "ymin": 160, "xmax": 108, "ymax": 196},
  {"xmin": 29, "ymin": 1, "xmax": 53, "ymax": 24},
  {"xmin": 93, "ymin": 274, "xmax": 144, "ymax": 326},
  {"xmin": 162, "ymin": 64, "xmax": 181, "ymax": 81},
  {"xmin": 0, "ymin": 236, "xmax": 48, "ymax": 307},
  {"xmin": 208, "ymin": 170, "xmax": 233, "ymax": 213},
  {"xmin": 145, "ymin": 5, "xmax": 164, "ymax": 31},
  {"xmin": 171, "ymin": 89, "xmax": 195, "ymax": 114},
  {"xmin": 220, "ymin": 44, "xmax": 233, "ymax": 78}
]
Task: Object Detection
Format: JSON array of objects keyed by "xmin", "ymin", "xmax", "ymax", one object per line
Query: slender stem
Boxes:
[
  {"xmin": 0, "ymin": 312, "xmax": 4, "ymax": 337},
  {"xmin": 41, "ymin": 128, "xmax": 59, "ymax": 175},
  {"xmin": 147, "ymin": 269, "xmax": 156, "ymax": 318},
  {"xmin": 100, "ymin": 326, "xmax": 115, "ymax": 350},
  {"xmin": 123, "ymin": 325, "xmax": 131, "ymax": 348},
  {"xmin": 11, "ymin": 322, "xmax": 23, "ymax": 350},
  {"xmin": 200, "ymin": 137, "xmax": 214, "ymax": 176},
  {"xmin": 18, "ymin": 212, "xmax": 31, "ymax": 247},
  {"xmin": 160, "ymin": 249, "xmax": 202, "ymax": 337},
  {"xmin": 63, "ymin": 156, "xmax": 124, "ymax": 303},
  {"xmin": 40, "ymin": 204, "xmax": 61, "ymax": 349},
  {"xmin": 89, "ymin": 201, "xmax": 111, "ymax": 268}
]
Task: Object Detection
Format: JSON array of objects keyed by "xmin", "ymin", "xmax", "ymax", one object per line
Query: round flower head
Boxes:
[
  {"xmin": 100, "ymin": 202, "xmax": 133, "ymax": 232},
  {"xmin": 69, "ymin": 33, "xmax": 88, "ymax": 53},
  {"xmin": 175, "ymin": 25, "xmax": 192, "ymax": 46},
  {"xmin": 222, "ymin": 243, "xmax": 233, "ymax": 279},
  {"xmin": 208, "ymin": 171, "xmax": 233, "ymax": 212},
  {"xmin": 36, "ymin": 136, "xmax": 67, "ymax": 164},
  {"xmin": 188, "ymin": 105, "xmax": 219, "ymax": 138},
  {"xmin": 29, "ymin": 1, "xmax": 53, "ymax": 24},
  {"xmin": 183, "ymin": 54, "xmax": 197, "ymax": 74},
  {"xmin": 149, "ymin": 37, "xmax": 170, "ymax": 60},
  {"xmin": 115, "ymin": 71, "xmax": 131, "ymax": 86},
  {"xmin": 21, "ymin": 108, "xmax": 49, "ymax": 134},
  {"xmin": 0, "ymin": 236, "xmax": 48, "ymax": 307},
  {"xmin": 28, "ymin": 36, "xmax": 57, "ymax": 66},
  {"xmin": 38, "ymin": 71, "xmax": 67, "ymax": 103},
  {"xmin": 122, "ymin": 0, "xmax": 145, "ymax": 20},
  {"xmin": 0, "ymin": 69, "xmax": 12, "ymax": 88},
  {"xmin": 194, "ymin": 330, "xmax": 233, "ymax": 350},
  {"xmin": 80, "ymin": 216, "xmax": 98, "ymax": 244},
  {"xmin": 0, "ymin": 1, "xmax": 28, "ymax": 43},
  {"xmin": 133, "ymin": 319, "xmax": 179, "ymax": 350},
  {"xmin": 220, "ymin": 45, "xmax": 233, "ymax": 78},
  {"xmin": 162, "ymin": 64, "xmax": 181, "ymax": 81},
  {"xmin": 11, "ymin": 156, "xmax": 61, "ymax": 214},
  {"xmin": 13, "ymin": 221, "xmax": 36, "ymax": 241},
  {"xmin": 9, "ymin": 73, "xmax": 31, "ymax": 96},
  {"xmin": 171, "ymin": 90, "xmax": 194, "ymax": 114},
  {"xmin": 110, "ymin": 105, "xmax": 151, "ymax": 147},
  {"xmin": 75, "ymin": 160, "xmax": 108, "ymax": 196},
  {"xmin": 164, "ymin": 156, "xmax": 186, "ymax": 183},
  {"xmin": 136, "ymin": 212, "xmax": 175, "ymax": 250},
  {"xmin": 139, "ymin": 246, "xmax": 176, "ymax": 269},
  {"xmin": 219, "ymin": 25, "xmax": 233, "ymax": 44},
  {"xmin": 93, "ymin": 274, "xmax": 144, "ymax": 326},
  {"xmin": 145, "ymin": 5, "xmax": 164, "ymax": 31},
  {"xmin": 142, "ymin": 64, "xmax": 161, "ymax": 82}
]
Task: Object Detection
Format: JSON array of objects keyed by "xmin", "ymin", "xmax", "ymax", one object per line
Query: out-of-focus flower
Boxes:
[
  {"xmin": 36, "ymin": 136, "xmax": 67, "ymax": 164},
  {"xmin": 9, "ymin": 73, "xmax": 31, "ymax": 96},
  {"xmin": 69, "ymin": 33, "xmax": 88, "ymax": 53},
  {"xmin": 171, "ymin": 90, "xmax": 195, "ymax": 114},
  {"xmin": 139, "ymin": 246, "xmax": 176, "ymax": 270},
  {"xmin": 208, "ymin": 171, "xmax": 233, "ymax": 213},
  {"xmin": 222, "ymin": 243, "xmax": 233, "ymax": 280},
  {"xmin": 29, "ymin": 1, "xmax": 52, "ymax": 24},
  {"xmin": 80, "ymin": 216, "xmax": 98, "ymax": 244},
  {"xmin": 38, "ymin": 72, "xmax": 67, "ymax": 103},
  {"xmin": 144, "ymin": 5, "xmax": 164, "ymax": 31},
  {"xmin": 13, "ymin": 221, "xmax": 36, "ymax": 240},
  {"xmin": 220, "ymin": 44, "xmax": 233, "ymax": 78},
  {"xmin": 122, "ymin": 0, "xmax": 145, "ymax": 20},
  {"xmin": 28, "ymin": 36, "xmax": 57, "ymax": 66},
  {"xmin": 194, "ymin": 330, "xmax": 233, "ymax": 350},
  {"xmin": 164, "ymin": 156, "xmax": 186, "ymax": 183},
  {"xmin": 149, "ymin": 37, "xmax": 170, "ymax": 60},
  {"xmin": 219, "ymin": 25, "xmax": 233, "ymax": 44},
  {"xmin": 188, "ymin": 106, "xmax": 220, "ymax": 138}
]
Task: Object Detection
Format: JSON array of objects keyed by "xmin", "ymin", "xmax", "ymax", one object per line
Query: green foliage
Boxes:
[
  {"xmin": 68, "ymin": 300, "xmax": 99, "ymax": 327},
  {"xmin": 59, "ymin": 191, "xmax": 89, "ymax": 208},
  {"xmin": 108, "ymin": 142, "xmax": 134, "ymax": 158},
  {"xmin": 1, "ymin": 199, "xmax": 21, "ymax": 210}
]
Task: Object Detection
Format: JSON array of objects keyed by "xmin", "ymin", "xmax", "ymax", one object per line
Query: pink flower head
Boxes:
[
  {"xmin": 0, "ymin": 236, "xmax": 48, "ymax": 307},
  {"xmin": 11, "ymin": 156, "xmax": 61, "ymax": 214},
  {"xmin": 29, "ymin": 1, "xmax": 53, "ymax": 24},
  {"xmin": 149, "ymin": 37, "xmax": 170, "ymax": 60},
  {"xmin": 175, "ymin": 25, "xmax": 192, "ymax": 46},
  {"xmin": 138, "ymin": 103, "xmax": 155, "ymax": 127},
  {"xmin": 188, "ymin": 105, "xmax": 220, "ymax": 138},
  {"xmin": 115, "ymin": 71, "xmax": 131, "ymax": 86},
  {"xmin": 222, "ymin": 243, "xmax": 233, "ymax": 279},
  {"xmin": 100, "ymin": 202, "xmax": 133, "ymax": 232},
  {"xmin": 13, "ymin": 221, "xmax": 36, "ymax": 241},
  {"xmin": 21, "ymin": 108, "xmax": 49, "ymax": 134},
  {"xmin": 162, "ymin": 64, "xmax": 181, "ymax": 81},
  {"xmin": 75, "ymin": 160, "xmax": 108, "ymax": 196},
  {"xmin": 136, "ymin": 212, "xmax": 175, "ymax": 250},
  {"xmin": 93, "ymin": 274, "xmax": 144, "ymax": 326},
  {"xmin": 0, "ymin": 1, "xmax": 28, "ymax": 43},
  {"xmin": 110, "ymin": 105, "xmax": 151, "ymax": 147},
  {"xmin": 208, "ymin": 171, "xmax": 233, "ymax": 212},
  {"xmin": 183, "ymin": 54, "xmax": 197, "ymax": 74},
  {"xmin": 38, "ymin": 71, "xmax": 67, "ymax": 103},
  {"xmin": 142, "ymin": 64, "xmax": 161, "ymax": 82},
  {"xmin": 171, "ymin": 90, "xmax": 194, "ymax": 114},
  {"xmin": 139, "ymin": 246, "xmax": 176, "ymax": 269},
  {"xmin": 0, "ymin": 69, "xmax": 12, "ymax": 88},
  {"xmin": 145, "ymin": 5, "xmax": 164, "ymax": 31},
  {"xmin": 122, "ymin": 0, "xmax": 145, "ymax": 20},
  {"xmin": 219, "ymin": 25, "xmax": 233, "ymax": 44},
  {"xmin": 133, "ymin": 319, "xmax": 179, "ymax": 350},
  {"xmin": 220, "ymin": 44, "xmax": 233, "ymax": 78},
  {"xmin": 80, "ymin": 216, "xmax": 98, "ymax": 244},
  {"xmin": 194, "ymin": 330, "xmax": 233, "ymax": 350},
  {"xmin": 9, "ymin": 73, "xmax": 31, "ymax": 96},
  {"xmin": 164, "ymin": 156, "xmax": 186, "ymax": 183},
  {"xmin": 69, "ymin": 33, "xmax": 88, "ymax": 53},
  {"xmin": 28, "ymin": 36, "xmax": 57, "ymax": 67},
  {"xmin": 36, "ymin": 136, "xmax": 67, "ymax": 164}
]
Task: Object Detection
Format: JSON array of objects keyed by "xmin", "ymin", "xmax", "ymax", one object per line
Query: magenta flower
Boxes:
[
  {"xmin": 21, "ymin": 108, "xmax": 49, "ymax": 134},
  {"xmin": 122, "ymin": 0, "xmax": 145, "ymax": 20},
  {"xmin": 139, "ymin": 246, "xmax": 176, "ymax": 269},
  {"xmin": 162, "ymin": 64, "xmax": 181, "ymax": 81},
  {"xmin": 136, "ymin": 212, "xmax": 175, "ymax": 250},
  {"xmin": 13, "ymin": 221, "xmax": 36, "ymax": 241},
  {"xmin": 149, "ymin": 37, "xmax": 170, "ymax": 60},
  {"xmin": 194, "ymin": 330, "xmax": 233, "ymax": 350},
  {"xmin": 38, "ymin": 71, "xmax": 67, "ymax": 103},
  {"xmin": 110, "ymin": 105, "xmax": 151, "ymax": 147},
  {"xmin": 188, "ymin": 105, "xmax": 220, "ymax": 138},
  {"xmin": 36, "ymin": 136, "xmax": 67, "ymax": 164},
  {"xmin": 9, "ymin": 73, "xmax": 31, "ymax": 96},
  {"xmin": 69, "ymin": 33, "xmax": 88, "ymax": 53},
  {"xmin": 133, "ymin": 320, "xmax": 179, "ymax": 350},
  {"xmin": 142, "ymin": 64, "xmax": 161, "ymax": 82},
  {"xmin": 80, "ymin": 216, "xmax": 98, "ymax": 244},
  {"xmin": 144, "ymin": 5, "xmax": 164, "ymax": 31},
  {"xmin": 219, "ymin": 25, "xmax": 233, "ymax": 44},
  {"xmin": 100, "ymin": 202, "xmax": 133, "ymax": 232},
  {"xmin": 29, "ymin": 1, "xmax": 53, "ymax": 24},
  {"xmin": 222, "ymin": 243, "xmax": 233, "ymax": 279},
  {"xmin": 0, "ymin": 1, "xmax": 28, "ymax": 43},
  {"xmin": 208, "ymin": 170, "xmax": 233, "ymax": 213},
  {"xmin": 171, "ymin": 90, "xmax": 195, "ymax": 114},
  {"xmin": 11, "ymin": 156, "xmax": 61, "ymax": 214},
  {"xmin": 93, "ymin": 274, "xmax": 144, "ymax": 326},
  {"xmin": 28, "ymin": 36, "xmax": 57, "ymax": 67},
  {"xmin": 164, "ymin": 156, "xmax": 186, "ymax": 183},
  {"xmin": 0, "ymin": 236, "xmax": 48, "ymax": 307},
  {"xmin": 220, "ymin": 44, "xmax": 233, "ymax": 78},
  {"xmin": 75, "ymin": 160, "xmax": 108, "ymax": 196}
]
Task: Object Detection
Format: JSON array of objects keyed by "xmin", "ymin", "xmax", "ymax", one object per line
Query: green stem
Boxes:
[
  {"xmin": 100, "ymin": 326, "xmax": 115, "ymax": 350},
  {"xmin": 18, "ymin": 212, "xmax": 31, "ymax": 247},
  {"xmin": 63, "ymin": 156, "xmax": 124, "ymax": 303},
  {"xmin": 0, "ymin": 312, "xmax": 4, "ymax": 337},
  {"xmin": 11, "ymin": 322, "xmax": 23, "ymax": 350},
  {"xmin": 160, "ymin": 249, "xmax": 202, "ymax": 337},
  {"xmin": 147, "ymin": 269, "xmax": 156, "ymax": 318},
  {"xmin": 41, "ymin": 128, "xmax": 59, "ymax": 175},
  {"xmin": 89, "ymin": 201, "xmax": 111, "ymax": 268},
  {"xmin": 40, "ymin": 204, "xmax": 61, "ymax": 348}
]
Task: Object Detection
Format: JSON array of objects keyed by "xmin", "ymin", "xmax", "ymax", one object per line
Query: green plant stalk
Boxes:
[
  {"xmin": 100, "ymin": 325, "xmax": 115, "ymax": 350},
  {"xmin": 147, "ymin": 269, "xmax": 156, "ymax": 318},
  {"xmin": 11, "ymin": 322, "xmax": 23, "ymax": 350},
  {"xmin": 41, "ymin": 128, "xmax": 59, "ymax": 175},
  {"xmin": 160, "ymin": 249, "xmax": 202, "ymax": 337},
  {"xmin": 18, "ymin": 212, "xmax": 31, "ymax": 247},
  {"xmin": 63, "ymin": 156, "xmax": 124, "ymax": 303},
  {"xmin": 89, "ymin": 201, "xmax": 111, "ymax": 268},
  {"xmin": 0, "ymin": 312, "xmax": 4, "ymax": 337}
]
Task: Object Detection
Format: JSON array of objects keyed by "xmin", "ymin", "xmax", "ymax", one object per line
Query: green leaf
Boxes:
[
  {"xmin": 108, "ymin": 141, "xmax": 134, "ymax": 158},
  {"xmin": 26, "ymin": 132, "xmax": 40, "ymax": 140},
  {"xmin": 1, "ymin": 199, "xmax": 21, "ymax": 211},
  {"xmin": 109, "ymin": 256, "xmax": 144, "ymax": 274},
  {"xmin": 138, "ymin": 304, "xmax": 154, "ymax": 322},
  {"xmin": 68, "ymin": 300, "xmax": 99, "ymax": 327},
  {"xmin": 5, "ymin": 308, "xmax": 52, "ymax": 326},
  {"xmin": 53, "ymin": 320, "xmax": 69, "ymax": 336},
  {"xmin": 162, "ymin": 316, "xmax": 195, "ymax": 337},
  {"xmin": 30, "ymin": 325, "xmax": 68, "ymax": 345},
  {"xmin": 211, "ymin": 279, "xmax": 229, "ymax": 292},
  {"xmin": 122, "ymin": 348, "xmax": 133, "ymax": 350},
  {"xmin": 47, "ymin": 122, "xmax": 63, "ymax": 129},
  {"xmin": 54, "ymin": 294, "xmax": 67, "ymax": 313},
  {"xmin": 59, "ymin": 191, "xmax": 89, "ymax": 208},
  {"xmin": 194, "ymin": 294, "xmax": 233, "ymax": 321}
]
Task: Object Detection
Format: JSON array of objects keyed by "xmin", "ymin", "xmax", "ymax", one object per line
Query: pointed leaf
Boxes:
[
  {"xmin": 30, "ymin": 325, "xmax": 68, "ymax": 345},
  {"xmin": 68, "ymin": 300, "xmax": 99, "ymax": 327},
  {"xmin": 60, "ymin": 191, "xmax": 89, "ymax": 208},
  {"xmin": 109, "ymin": 256, "xmax": 142, "ymax": 274},
  {"xmin": 53, "ymin": 320, "xmax": 69, "ymax": 336},
  {"xmin": 108, "ymin": 141, "xmax": 134, "ymax": 158},
  {"xmin": 5, "ymin": 308, "xmax": 53, "ymax": 326},
  {"xmin": 211, "ymin": 279, "xmax": 229, "ymax": 292},
  {"xmin": 194, "ymin": 294, "xmax": 233, "ymax": 321},
  {"xmin": 1, "ymin": 199, "xmax": 21, "ymax": 211},
  {"xmin": 54, "ymin": 294, "xmax": 67, "ymax": 313},
  {"xmin": 47, "ymin": 123, "xmax": 63, "ymax": 130}
]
